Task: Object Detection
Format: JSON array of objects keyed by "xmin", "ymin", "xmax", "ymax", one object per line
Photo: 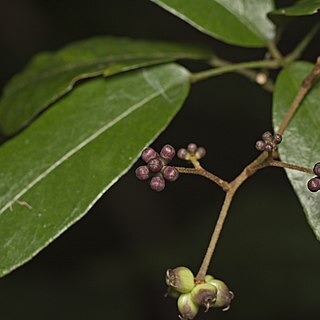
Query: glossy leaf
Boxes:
[
  {"xmin": 271, "ymin": 0, "xmax": 320, "ymax": 16},
  {"xmin": 0, "ymin": 36, "xmax": 209, "ymax": 135},
  {"xmin": 151, "ymin": 0, "xmax": 276, "ymax": 47},
  {"xmin": 0, "ymin": 63, "xmax": 191, "ymax": 277},
  {"xmin": 273, "ymin": 61, "xmax": 320, "ymax": 240}
]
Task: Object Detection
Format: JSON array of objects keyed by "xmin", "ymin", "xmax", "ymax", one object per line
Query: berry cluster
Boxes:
[
  {"xmin": 135, "ymin": 144, "xmax": 179, "ymax": 192},
  {"xmin": 177, "ymin": 143, "xmax": 206, "ymax": 161},
  {"xmin": 255, "ymin": 131, "xmax": 282, "ymax": 152},
  {"xmin": 307, "ymin": 162, "xmax": 320, "ymax": 192},
  {"xmin": 166, "ymin": 266, "xmax": 234, "ymax": 320}
]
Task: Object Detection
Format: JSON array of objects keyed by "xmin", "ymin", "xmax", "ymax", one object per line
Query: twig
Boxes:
[
  {"xmin": 195, "ymin": 152, "xmax": 269, "ymax": 280},
  {"xmin": 267, "ymin": 41, "xmax": 284, "ymax": 61},
  {"xmin": 208, "ymin": 55, "xmax": 275, "ymax": 92},
  {"xmin": 194, "ymin": 57, "xmax": 320, "ymax": 280},
  {"xmin": 190, "ymin": 59, "xmax": 280, "ymax": 84},
  {"xmin": 176, "ymin": 167, "xmax": 229, "ymax": 191},
  {"xmin": 267, "ymin": 160, "xmax": 313, "ymax": 174},
  {"xmin": 277, "ymin": 56, "xmax": 320, "ymax": 135},
  {"xmin": 285, "ymin": 21, "xmax": 320, "ymax": 63}
]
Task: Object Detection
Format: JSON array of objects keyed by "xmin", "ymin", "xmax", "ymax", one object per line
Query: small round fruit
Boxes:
[
  {"xmin": 255, "ymin": 140, "xmax": 265, "ymax": 151},
  {"xmin": 307, "ymin": 177, "xmax": 320, "ymax": 192},
  {"xmin": 207, "ymin": 279, "xmax": 234, "ymax": 310},
  {"xmin": 135, "ymin": 165, "xmax": 150, "ymax": 180},
  {"xmin": 163, "ymin": 166, "xmax": 179, "ymax": 182},
  {"xmin": 177, "ymin": 148, "xmax": 189, "ymax": 160},
  {"xmin": 187, "ymin": 143, "xmax": 197, "ymax": 153},
  {"xmin": 264, "ymin": 143, "xmax": 273, "ymax": 153},
  {"xmin": 204, "ymin": 275, "xmax": 215, "ymax": 283},
  {"xmin": 195, "ymin": 147, "xmax": 206, "ymax": 159},
  {"xmin": 147, "ymin": 157, "xmax": 163, "ymax": 172},
  {"xmin": 150, "ymin": 175, "xmax": 165, "ymax": 192},
  {"xmin": 262, "ymin": 131, "xmax": 273, "ymax": 142},
  {"xmin": 313, "ymin": 162, "xmax": 320, "ymax": 176},
  {"xmin": 191, "ymin": 283, "xmax": 217, "ymax": 310},
  {"xmin": 166, "ymin": 267, "xmax": 195, "ymax": 294},
  {"xmin": 177, "ymin": 293, "xmax": 199, "ymax": 320},
  {"xmin": 141, "ymin": 147, "xmax": 158, "ymax": 163},
  {"xmin": 273, "ymin": 134, "xmax": 282, "ymax": 144},
  {"xmin": 160, "ymin": 144, "xmax": 176, "ymax": 162}
]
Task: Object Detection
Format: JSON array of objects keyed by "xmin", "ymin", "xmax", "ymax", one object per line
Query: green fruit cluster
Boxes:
[{"xmin": 165, "ymin": 267, "xmax": 234, "ymax": 320}]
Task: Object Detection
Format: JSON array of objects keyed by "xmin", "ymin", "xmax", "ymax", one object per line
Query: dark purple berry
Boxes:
[
  {"xmin": 135, "ymin": 166, "xmax": 150, "ymax": 180},
  {"xmin": 187, "ymin": 143, "xmax": 197, "ymax": 153},
  {"xmin": 177, "ymin": 148, "xmax": 188, "ymax": 160},
  {"xmin": 313, "ymin": 162, "xmax": 320, "ymax": 176},
  {"xmin": 150, "ymin": 175, "xmax": 165, "ymax": 192},
  {"xmin": 148, "ymin": 157, "xmax": 163, "ymax": 172},
  {"xmin": 255, "ymin": 140, "xmax": 266, "ymax": 151},
  {"xmin": 307, "ymin": 177, "xmax": 320, "ymax": 192},
  {"xmin": 262, "ymin": 131, "xmax": 273, "ymax": 142},
  {"xmin": 160, "ymin": 144, "xmax": 176, "ymax": 162},
  {"xmin": 163, "ymin": 166, "xmax": 179, "ymax": 182},
  {"xmin": 273, "ymin": 134, "xmax": 282, "ymax": 144},
  {"xmin": 264, "ymin": 143, "xmax": 273, "ymax": 152},
  {"xmin": 195, "ymin": 147, "xmax": 206, "ymax": 159},
  {"xmin": 141, "ymin": 147, "xmax": 158, "ymax": 163}
]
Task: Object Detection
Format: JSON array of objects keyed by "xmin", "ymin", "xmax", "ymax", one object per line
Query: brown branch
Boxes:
[
  {"xmin": 267, "ymin": 160, "xmax": 313, "ymax": 175},
  {"xmin": 176, "ymin": 167, "xmax": 230, "ymax": 191},
  {"xmin": 278, "ymin": 57, "xmax": 320, "ymax": 135}
]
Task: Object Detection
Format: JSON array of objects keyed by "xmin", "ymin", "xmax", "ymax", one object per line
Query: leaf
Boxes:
[
  {"xmin": 273, "ymin": 61, "xmax": 320, "ymax": 240},
  {"xmin": 0, "ymin": 36, "xmax": 209, "ymax": 136},
  {"xmin": 271, "ymin": 0, "xmax": 320, "ymax": 16},
  {"xmin": 151, "ymin": 0, "xmax": 276, "ymax": 47},
  {"xmin": 0, "ymin": 63, "xmax": 190, "ymax": 277}
]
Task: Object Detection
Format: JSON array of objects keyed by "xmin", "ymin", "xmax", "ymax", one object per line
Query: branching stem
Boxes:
[
  {"xmin": 190, "ymin": 59, "xmax": 280, "ymax": 84},
  {"xmin": 278, "ymin": 57, "xmax": 320, "ymax": 135},
  {"xmin": 285, "ymin": 21, "xmax": 320, "ymax": 63},
  {"xmin": 184, "ymin": 57, "xmax": 320, "ymax": 281}
]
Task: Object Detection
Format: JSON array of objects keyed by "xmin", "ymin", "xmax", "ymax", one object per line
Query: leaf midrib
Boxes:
[
  {"xmin": 4, "ymin": 52, "xmax": 197, "ymax": 97},
  {"xmin": 0, "ymin": 77, "xmax": 187, "ymax": 215}
]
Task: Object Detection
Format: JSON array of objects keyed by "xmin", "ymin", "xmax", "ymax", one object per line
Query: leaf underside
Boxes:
[
  {"xmin": 0, "ymin": 36, "xmax": 209, "ymax": 135},
  {"xmin": 0, "ymin": 63, "xmax": 191, "ymax": 277},
  {"xmin": 151, "ymin": 0, "xmax": 276, "ymax": 47},
  {"xmin": 273, "ymin": 61, "xmax": 320, "ymax": 240}
]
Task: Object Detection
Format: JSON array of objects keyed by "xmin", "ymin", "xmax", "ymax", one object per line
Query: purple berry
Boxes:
[
  {"xmin": 187, "ymin": 143, "xmax": 197, "ymax": 153},
  {"xmin": 147, "ymin": 157, "xmax": 163, "ymax": 172},
  {"xmin": 141, "ymin": 147, "xmax": 158, "ymax": 163},
  {"xmin": 255, "ymin": 140, "xmax": 266, "ymax": 151},
  {"xmin": 262, "ymin": 131, "xmax": 273, "ymax": 142},
  {"xmin": 313, "ymin": 162, "xmax": 320, "ymax": 176},
  {"xmin": 163, "ymin": 166, "xmax": 179, "ymax": 182},
  {"xmin": 135, "ymin": 165, "xmax": 150, "ymax": 180},
  {"xmin": 264, "ymin": 143, "xmax": 273, "ymax": 152},
  {"xmin": 160, "ymin": 144, "xmax": 176, "ymax": 162},
  {"xmin": 177, "ymin": 148, "xmax": 188, "ymax": 160},
  {"xmin": 273, "ymin": 134, "xmax": 282, "ymax": 144},
  {"xmin": 150, "ymin": 175, "xmax": 165, "ymax": 192},
  {"xmin": 307, "ymin": 177, "xmax": 320, "ymax": 192},
  {"xmin": 195, "ymin": 147, "xmax": 206, "ymax": 159}
]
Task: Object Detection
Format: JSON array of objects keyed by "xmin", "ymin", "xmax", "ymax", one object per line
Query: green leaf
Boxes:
[
  {"xmin": 0, "ymin": 63, "xmax": 190, "ymax": 277},
  {"xmin": 271, "ymin": 0, "xmax": 320, "ymax": 16},
  {"xmin": 0, "ymin": 36, "xmax": 209, "ymax": 136},
  {"xmin": 151, "ymin": 0, "xmax": 276, "ymax": 47},
  {"xmin": 273, "ymin": 61, "xmax": 320, "ymax": 240}
]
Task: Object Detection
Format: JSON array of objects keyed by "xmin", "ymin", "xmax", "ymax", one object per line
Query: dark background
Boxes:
[{"xmin": 0, "ymin": 1, "xmax": 320, "ymax": 319}]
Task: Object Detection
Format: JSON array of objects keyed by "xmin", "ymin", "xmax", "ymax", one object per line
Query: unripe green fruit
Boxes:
[
  {"xmin": 191, "ymin": 283, "xmax": 217, "ymax": 310},
  {"xmin": 166, "ymin": 267, "xmax": 195, "ymax": 293},
  {"xmin": 207, "ymin": 279, "xmax": 234, "ymax": 310},
  {"xmin": 204, "ymin": 274, "xmax": 215, "ymax": 283},
  {"xmin": 178, "ymin": 293, "xmax": 199, "ymax": 320},
  {"xmin": 165, "ymin": 287, "xmax": 181, "ymax": 299}
]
